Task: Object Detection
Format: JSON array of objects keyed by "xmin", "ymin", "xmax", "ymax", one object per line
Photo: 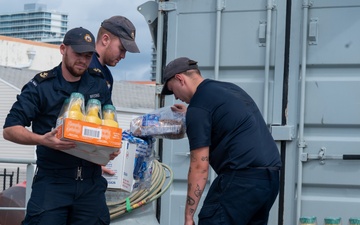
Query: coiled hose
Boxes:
[{"xmin": 106, "ymin": 160, "xmax": 173, "ymax": 220}]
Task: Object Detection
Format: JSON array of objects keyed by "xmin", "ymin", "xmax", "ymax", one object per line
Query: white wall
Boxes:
[{"xmin": 0, "ymin": 35, "xmax": 61, "ymax": 71}]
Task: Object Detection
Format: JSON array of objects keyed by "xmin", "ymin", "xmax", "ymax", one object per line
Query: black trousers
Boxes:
[
  {"xmin": 22, "ymin": 167, "xmax": 109, "ymax": 225},
  {"xmin": 198, "ymin": 168, "xmax": 280, "ymax": 225}
]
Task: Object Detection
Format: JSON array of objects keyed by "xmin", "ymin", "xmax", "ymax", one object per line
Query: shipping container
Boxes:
[{"xmin": 137, "ymin": 0, "xmax": 360, "ymax": 224}]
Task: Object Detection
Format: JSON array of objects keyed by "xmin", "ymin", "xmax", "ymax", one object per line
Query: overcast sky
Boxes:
[{"xmin": 0, "ymin": 0, "xmax": 154, "ymax": 81}]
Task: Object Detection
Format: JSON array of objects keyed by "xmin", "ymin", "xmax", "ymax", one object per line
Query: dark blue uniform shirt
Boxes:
[
  {"xmin": 90, "ymin": 54, "xmax": 113, "ymax": 95},
  {"xmin": 3, "ymin": 63, "xmax": 112, "ymax": 169},
  {"xmin": 186, "ymin": 79, "xmax": 282, "ymax": 174}
]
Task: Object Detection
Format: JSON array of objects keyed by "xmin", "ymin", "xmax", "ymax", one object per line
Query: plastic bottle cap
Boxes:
[
  {"xmin": 87, "ymin": 98, "xmax": 101, "ymax": 105},
  {"xmin": 300, "ymin": 216, "xmax": 317, "ymax": 224},
  {"xmin": 324, "ymin": 217, "xmax": 341, "ymax": 224},
  {"xmin": 70, "ymin": 92, "xmax": 84, "ymax": 99},
  {"xmin": 349, "ymin": 218, "xmax": 360, "ymax": 225},
  {"xmin": 103, "ymin": 104, "xmax": 116, "ymax": 111}
]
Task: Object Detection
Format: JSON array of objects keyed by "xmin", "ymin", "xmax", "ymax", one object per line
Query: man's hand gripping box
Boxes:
[{"xmin": 56, "ymin": 118, "xmax": 122, "ymax": 165}]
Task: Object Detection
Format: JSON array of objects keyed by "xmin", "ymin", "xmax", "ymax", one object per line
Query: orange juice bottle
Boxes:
[
  {"xmin": 102, "ymin": 104, "xmax": 119, "ymax": 128},
  {"xmin": 84, "ymin": 99, "xmax": 102, "ymax": 125},
  {"xmin": 66, "ymin": 92, "xmax": 85, "ymax": 120}
]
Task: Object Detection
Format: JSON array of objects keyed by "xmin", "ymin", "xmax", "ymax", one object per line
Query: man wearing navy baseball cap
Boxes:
[
  {"xmin": 90, "ymin": 15, "xmax": 140, "ymax": 95},
  {"xmin": 162, "ymin": 56, "xmax": 282, "ymax": 225},
  {"xmin": 63, "ymin": 27, "xmax": 99, "ymax": 56},
  {"xmin": 101, "ymin": 15, "xmax": 140, "ymax": 53},
  {"xmin": 161, "ymin": 57, "xmax": 199, "ymax": 95},
  {"xmin": 4, "ymin": 26, "xmax": 114, "ymax": 224}
]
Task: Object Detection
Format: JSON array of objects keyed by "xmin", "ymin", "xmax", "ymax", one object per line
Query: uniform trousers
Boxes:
[
  {"xmin": 22, "ymin": 166, "xmax": 110, "ymax": 225},
  {"xmin": 198, "ymin": 167, "xmax": 280, "ymax": 225}
]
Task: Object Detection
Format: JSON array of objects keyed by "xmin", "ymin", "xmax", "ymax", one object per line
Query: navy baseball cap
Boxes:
[
  {"xmin": 63, "ymin": 27, "xmax": 98, "ymax": 56},
  {"xmin": 101, "ymin": 16, "xmax": 140, "ymax": 53},
  {"xmin": 161, "ymin": 57, "xmax": 198, "ymax": 95}
]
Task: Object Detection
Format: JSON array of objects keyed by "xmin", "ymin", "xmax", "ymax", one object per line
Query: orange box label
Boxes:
[{"xmin": 56, "ymin": 118, "xmax": 122, "ymax": 148}]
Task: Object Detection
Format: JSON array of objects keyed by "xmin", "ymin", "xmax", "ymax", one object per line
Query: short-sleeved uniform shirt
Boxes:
[
  {"xmin": 186, "ymin": 79, "xmax": 282, "ymax": 174},
  {"xmin": 90, "ymin": 54, "xmax": 113, "ymax": 95},
  {"xmin": 3, "ymin": 63, "xmax": 112, "ymax": 169}
]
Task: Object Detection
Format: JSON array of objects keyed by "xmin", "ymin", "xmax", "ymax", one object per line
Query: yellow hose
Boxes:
[{"xmin": 106, "ymin": 160, "xmax": 174, "ymax": 220}]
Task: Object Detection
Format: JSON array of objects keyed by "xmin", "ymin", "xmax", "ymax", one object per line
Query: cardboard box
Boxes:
[
  {"xmin": 103, "ymin": 140, "xmax": 136, "ymax": 192},
  {"xmin": 56, "ymin": 118, "xmax": 122, "ymax": 165}
]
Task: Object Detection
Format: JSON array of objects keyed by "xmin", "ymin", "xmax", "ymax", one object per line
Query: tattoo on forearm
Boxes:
[
  {"xmin": 191, "ymin": 154, "xmax": 197, "ymax": 162},
  {"xmin": 190, "ymin": 208, "xmax": 195, "ymax": 215},
  {"xmin": 187, "ymin": 195, "xmax": 195, "ymax": 205},
  {"xmin": 194, "ymin": 184, "xmax": 203, "ymax": 197},
  {"xmin": 201, "ymin": 156, "xmax": 209, "ymax": 161}
]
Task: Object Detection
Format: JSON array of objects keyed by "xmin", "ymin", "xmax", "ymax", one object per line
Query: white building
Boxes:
[{"xmin": 0, "ymin": 3, "xmax": 68, "ymax": 45}]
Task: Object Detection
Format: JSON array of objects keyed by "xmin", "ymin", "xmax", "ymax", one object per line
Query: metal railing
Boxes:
[
  {"xmin": 1, "ymin": 167, "xmax": 19, "ymax": 190},
  {"xmin": 0, "ymin": 158, "xmax": 36, "ymax": 211}
]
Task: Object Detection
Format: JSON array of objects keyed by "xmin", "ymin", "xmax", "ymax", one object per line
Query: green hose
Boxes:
[{"xmin": 106, "ymin": 160, "xmax": 174, "ymax": 220}]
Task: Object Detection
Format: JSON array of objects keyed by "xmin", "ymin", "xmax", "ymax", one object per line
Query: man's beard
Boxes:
[
  {"xmin": 65, "ymin": 60, "xmax": 86, "ymax": 77},
  {"xmin": 67, "ymin": 64, "xmax": 86, "ymax": 78},
  {"xmin": 63, "ymin": 51, "xmax": 88, "ymax": 78}
]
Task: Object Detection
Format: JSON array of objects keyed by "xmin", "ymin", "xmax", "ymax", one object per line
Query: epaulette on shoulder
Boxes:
[
  {"xmin": 33, "ymin": 70, "xmax": 56, "ymax": 83},
  {"xmin": 88, "ymin": 68, "xmax": 105, "ymax": 79}
]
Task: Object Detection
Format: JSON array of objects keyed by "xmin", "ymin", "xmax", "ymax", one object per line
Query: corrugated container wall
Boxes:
[{"xmin": 144, "ymin": 0, "xmax": 360, "ymax": 224}]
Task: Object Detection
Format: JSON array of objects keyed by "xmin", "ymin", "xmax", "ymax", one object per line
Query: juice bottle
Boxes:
[
  {"xmin": 84, "ymin": 99, "xmax": 102, "ymax": 125},
  {"xmin": 66, "ymin": 92, "xmax": 85, "ymax": 120},
  {"xmin": 102, "ymin": 104, "xmax": 119, "ymax": 128}
]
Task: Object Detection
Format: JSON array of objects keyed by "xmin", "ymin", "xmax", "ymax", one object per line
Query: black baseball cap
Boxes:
[
  {"xmin": 63, "ymin": 27, "xmax": 98, "ymax": 56},
  {"xmin": 101, "ymin": 16, "xmax": 140, "ymax": 53},
  {"xmin": 161, "ymin": 57, "xmax": 198, "ymax": 95}
]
